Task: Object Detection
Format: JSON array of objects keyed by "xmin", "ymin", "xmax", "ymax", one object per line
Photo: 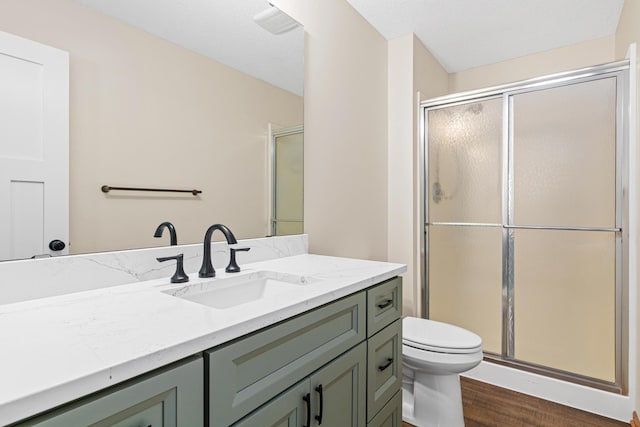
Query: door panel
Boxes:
[
  {"xmin": 310, "ymin": 342, "xmax": 366, "ymax": 427},
  {"xmin": 428, "ymin": 98, "xmax": 503, "ymax": 224},
  {"xmin": 0, "ymin": 30, "xmax": 69, "ymax": 260},
  {"xmin": 513, "ymin": 229, "xmax": 616, "ymax": 381},
  {"xmin": 512, "ymin": 78, "xmax": 617, "ymax": 228},
  {"xmin": 428, "ymin": 225, "xmax": 503, "ymax": 354},
  {"xmin": 233, "ymin": 380, "xmax": 309, "ymax": 427},
  {"xmin": 273, "ymin": 128, "xmax": 303, "ymax": 236}
]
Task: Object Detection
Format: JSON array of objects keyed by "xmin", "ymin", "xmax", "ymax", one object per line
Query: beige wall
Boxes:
[
  {"xmin": 449, "ymin": 36, "xmax": 616, "ymax": 93},
  {"xmin": 388, "ymin": 34, "xmax": 448, "ymax": 316},
  {"xmin": 388, "ymin": 35, "xmax": 415, "ymax": 315},
  {"xmin": 615, "ymin": 0, "xmax": 640, "ymax": 412},
  {"xmin": 272, "ymin": 0, "xmax": 389, "ymax": 261},
  {"xmin": 0, "ymin": 0, "xmax": 302, "ymax": 254},
  {"xmin": 412, "ymin": 37, "xmax": 450, "ymax": 316}
]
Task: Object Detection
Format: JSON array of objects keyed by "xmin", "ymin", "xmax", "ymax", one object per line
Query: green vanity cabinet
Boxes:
[
  {"xmin": 366, "ymin": 277, "xmax": 403, "ymax": 423},
  {"xmin": 15, "ymin": 355, "xmax": 203, "ymax": 427},
  {"xmin": 207, "ymin": 292, "xmax": 366, "ymax": 426},
  {"xmin": 366, "ymin": 319, "xmax": 402, "ymax": 421},
  {"xmin": 234, "ymin": 343, "xmax": 367, "ymax": 427},
  {"xmin": 232, "ymin": 379, "xmax": 308, "ymax": 427},
  {"xmin": 12, "ymin": 276, "xmax": 403, "ymax": 427},
  {"xmin": 367, "ymin": 277, "xmax": 402, "ymax": 337},
  {"xmin": 221, "ymin": 277, "xmax": 403, "ymax": 427},
  {"xmin": 307, "ymin": 342, "xmax": 367, "ymax": 426},
  {"xmin": 367, "ymin": 391, "xmax": 402, "ymax": 427}
]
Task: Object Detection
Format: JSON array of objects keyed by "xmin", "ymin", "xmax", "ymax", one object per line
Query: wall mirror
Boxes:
[{"xmin": 0, "ymin": 0, "xmax": 304, "ymax": 260}]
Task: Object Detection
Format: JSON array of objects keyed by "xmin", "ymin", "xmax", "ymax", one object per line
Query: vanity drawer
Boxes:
[
  {"xmin": 367, "ymin": 319, "xmax": 402, "ymax": 422},
  {"xmin": 367, "ymin": 277, "xmax": 402, "ymax": 337},
  {"xmin": 367, "ymin": 390, "xmax": 402, "ymax": 427},
  {"xmin": 206, "ymin": 292, "xmax": 366, "ymax": 426}
]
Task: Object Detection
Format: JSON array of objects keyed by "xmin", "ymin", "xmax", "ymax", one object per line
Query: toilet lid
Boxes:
[{"xmin": 403, "ymin": 317, "xmax": 482, "ymax": 354}]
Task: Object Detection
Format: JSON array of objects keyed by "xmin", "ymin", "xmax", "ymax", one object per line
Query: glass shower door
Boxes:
[
  {"xmin": 426, "ymin": 98, "xmax": 504, "ymax": 354},
  {"xmin": 425, "ymin": 69, "xmax": 625, "ymax": 389},
  {"xmin": 272, "ymin": 127, "xmax": 303, "ymax": 236},
  {"xmin": 510, "ymin": 78, "xmax": 619, "ymax": 382}
]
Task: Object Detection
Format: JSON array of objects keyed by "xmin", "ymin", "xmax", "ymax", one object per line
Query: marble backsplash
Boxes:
[{"xmin": 0, "ymin": 234, "xmax": 308, "ymax": 305}]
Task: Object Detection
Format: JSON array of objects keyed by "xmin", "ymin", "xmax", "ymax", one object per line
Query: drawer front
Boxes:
[
  {"xmin": 207, "ymin": 292, "xmax": 366, "ymax": 426},
  {"xmin": 367, "ymin": 319, "xmax": 402, "ymax": 421},
  {"xmin": 367, "ymin": 390, "xmax": 402, "ymax": 427},
  {"xmin": 17, "ymin": 356, "xmax": 203, "ymax": 427},
  {"xmin": 367, "ymin": 277, "xmax": 402, "ymax": 337}
]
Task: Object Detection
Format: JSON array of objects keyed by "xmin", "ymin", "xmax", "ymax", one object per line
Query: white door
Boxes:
[{"xmin": 0, "ymin": 31, "xmax": 69, "ymax": 261}]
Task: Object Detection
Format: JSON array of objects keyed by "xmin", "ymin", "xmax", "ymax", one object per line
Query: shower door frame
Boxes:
[
  {"xmin": 420, "ymin": 61, "xmax": 630, "ymax": 394},
  {"xmin": 269, "ymin": 125, "xmax": 304, "ymax": 237}
]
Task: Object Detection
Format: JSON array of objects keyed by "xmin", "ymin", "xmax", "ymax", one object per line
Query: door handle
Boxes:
[
  {"xmin": 303, "ymin": 393, "xmax": 311, "ymax": 427},
  {"xmin": 314, "ymin": 384, "xmax": 323, "ymax": 424},
  {"xmin": 49, "ymin": 240, "xmax": 66, "ymax": 251}
]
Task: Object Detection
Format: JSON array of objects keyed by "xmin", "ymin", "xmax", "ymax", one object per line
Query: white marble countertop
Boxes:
[{"xmin": 0, "ymin": 254, "xmax": 405, "ymax": 425}]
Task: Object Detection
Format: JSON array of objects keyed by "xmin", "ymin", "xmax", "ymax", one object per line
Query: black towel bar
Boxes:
[{"xmin": 101, "ymin": 185, "xmax": 202, "ymax": 195}]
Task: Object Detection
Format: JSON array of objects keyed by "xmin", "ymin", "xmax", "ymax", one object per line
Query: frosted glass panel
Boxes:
[
  {"xmin": 428, "ymin": 98, "xmax": 502, "ymax": 224},
  {"xmin": 275, "ymin": 221, "xmax": 303, "ymax": 235},
  {"xmin": 513, "ymin": 229, "xmax": 616, "ymax": 381},
  {"xmin": 513, "ymin": 78, "xmax": 617, "ymax": 228},
  {"xmin": 428, "ymin": 225, "xmax": 502, "ymax": 353},
  {"xmin": 274, "ymin": 132, "xmax": 303, "ymax": 236}
]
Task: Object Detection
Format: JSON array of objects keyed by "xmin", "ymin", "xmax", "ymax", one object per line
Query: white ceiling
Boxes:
[
  {"xmin": 73, "ymin": 0, "xmax": 304, "ymax": 96},
  {"xmin": 73, "ymin": 0, "xmax": 625, "ymax": 89},
  {"xmin": 346, "ymin": 0, "xmax": 625, "ymax": 73}
]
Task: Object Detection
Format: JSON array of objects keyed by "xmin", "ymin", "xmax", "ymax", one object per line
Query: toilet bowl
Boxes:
[{"xmin": 402, "ymin": 317, "xmax": 483, "ymax": 427}]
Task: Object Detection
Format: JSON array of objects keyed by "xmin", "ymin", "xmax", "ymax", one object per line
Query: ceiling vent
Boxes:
[{"xmin": 253, "ymin": 6, "xmax": 300, "ymax": 35}]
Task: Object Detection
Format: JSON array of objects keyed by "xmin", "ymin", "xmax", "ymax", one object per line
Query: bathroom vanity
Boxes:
[{"xmin": 0, "ymin": 243, "xmax": 406, "ymax": 426}]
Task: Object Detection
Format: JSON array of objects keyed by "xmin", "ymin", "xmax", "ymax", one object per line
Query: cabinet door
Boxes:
[
  {"xmin": 208, "ymin": 292, "xmax": 365, "ymax": 426},
  {"xmin": 17, "ymin": 356, "xmax": 203, "ymax": 427},
  {"xmin": 233, "ymin": 380, "xmax": 310, "ymax": 427},
  {"xmin": 367, "ymin": 319, "xmax": 402, "ymax": 421},
  {"xmin": 367, "ymin": 391, "xmax": 402, "ymax": 427},
  {"xmin": 310, "ymin": 342, "xmax": 366, "ymax": 427}
]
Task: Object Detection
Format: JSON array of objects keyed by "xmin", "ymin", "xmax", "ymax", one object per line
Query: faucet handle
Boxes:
[
  {"xmin": 157, "ymin": 253, "xmax": 189, "ymax": 283},
  {"xmin": 226, "ymin": 247, "xmax": 250, "ymax": 273}
]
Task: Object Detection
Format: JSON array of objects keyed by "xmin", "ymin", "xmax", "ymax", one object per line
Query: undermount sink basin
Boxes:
[{"xmin": 163, "ymin": 271, "xmax": 318, "ymax": 309}]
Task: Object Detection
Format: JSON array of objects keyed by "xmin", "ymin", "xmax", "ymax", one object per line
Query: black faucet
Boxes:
[
  {"xmin": 199, "ymin": 224, "xmax": 238, "ymax": 278},
  {"xmin": 154, "ymin": 221, "xmax": 177, "ymax": 246}
]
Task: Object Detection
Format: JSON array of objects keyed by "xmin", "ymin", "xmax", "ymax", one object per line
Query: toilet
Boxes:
[{"xmin": 402, "ymin": 316, "xmax": 483, "ymax": 427}]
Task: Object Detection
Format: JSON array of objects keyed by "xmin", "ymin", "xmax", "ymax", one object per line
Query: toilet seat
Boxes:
[{"xmin": 403, "ymin": 317, "xmax": 482, "ymax": 354}]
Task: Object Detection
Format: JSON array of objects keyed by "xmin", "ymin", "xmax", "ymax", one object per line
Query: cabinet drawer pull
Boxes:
[
  {"xmin": 315, "ymin": 384, "xmax": 324, "ymax": 424},
  {"xmin": 377, "ymin": 299, "xmax": 393, "ymax": 309},
  {"xmin": 378, "ymin": 357, "xmax": 393, "ymax": 371},
  {"xmin": 303, "ymin": 393, "xmax": 311, "ymax": 427}
]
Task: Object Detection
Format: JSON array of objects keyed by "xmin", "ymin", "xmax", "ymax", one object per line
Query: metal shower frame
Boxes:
[{"xmin": 420, "ymin": 60, "xmax": 630, "ymax": 394}]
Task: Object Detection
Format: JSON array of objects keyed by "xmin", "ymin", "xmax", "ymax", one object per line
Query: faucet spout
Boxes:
[
  {"xmin": 199, "ymin": 224, "xmax": 238, "ymax": 278},
  {"xmin": 154, "ymin": 221, "xmax": 177, "ymax": 246}
]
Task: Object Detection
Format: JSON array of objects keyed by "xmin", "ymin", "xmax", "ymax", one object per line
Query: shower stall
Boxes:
[
  {"xmin": 270, "ymin": 126, "xmax": 304, "ymax": 236},
  {"xmin": 422, "ymin": 61, "xmax": 629, "ymax": 393}
]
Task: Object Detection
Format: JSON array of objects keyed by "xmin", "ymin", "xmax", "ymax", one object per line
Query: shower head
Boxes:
[{"xmin": 467, "ymin": 103, "xmax": 483, "ymax": 114}]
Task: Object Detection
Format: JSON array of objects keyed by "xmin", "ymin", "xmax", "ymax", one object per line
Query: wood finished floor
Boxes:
[{"xmin": 402, "ymin": 377, "xmax": 629, "ymax": 427}]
